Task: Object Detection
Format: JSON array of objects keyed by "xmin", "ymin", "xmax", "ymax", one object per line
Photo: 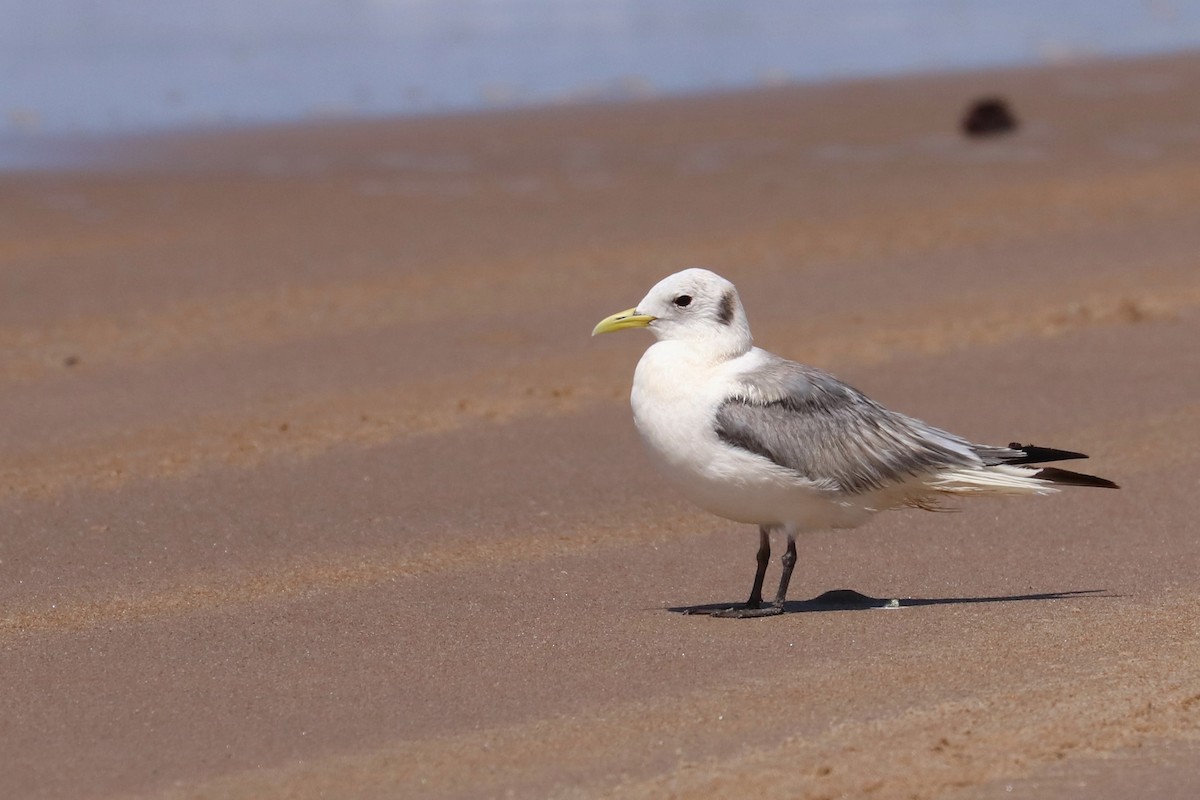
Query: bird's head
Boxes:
[{"xmin": 592, "ymin": 268, "xmax": 752, "ymax": 356}]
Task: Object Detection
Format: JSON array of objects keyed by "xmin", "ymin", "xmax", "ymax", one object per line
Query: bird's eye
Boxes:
[{"xmin": 674, "ymin": 295, "xmax": 693, "ymax": 308}]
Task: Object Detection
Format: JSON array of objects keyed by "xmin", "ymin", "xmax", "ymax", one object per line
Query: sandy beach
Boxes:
[{"xmin": 3, "ymin": 52, "xmax": 1200, "ymax": 798}]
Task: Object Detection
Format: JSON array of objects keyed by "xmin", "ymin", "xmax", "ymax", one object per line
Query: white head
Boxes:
[{"xmin": 593, "ymin": 268, "xmax": 752, "ymax": 358}]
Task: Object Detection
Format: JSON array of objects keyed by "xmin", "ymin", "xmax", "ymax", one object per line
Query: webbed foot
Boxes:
[{"xmin": 707, "ymin": 603, "xmax": 784, "ymax": 619}]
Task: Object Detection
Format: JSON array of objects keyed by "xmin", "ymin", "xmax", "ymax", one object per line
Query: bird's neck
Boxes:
[
  {"xmin": 639, "ymin": 336, "xmax": 750, "ymax": 383},
  {"xmin": 651, "ymin": 327, "xmax": 752, "ymax": 365}
]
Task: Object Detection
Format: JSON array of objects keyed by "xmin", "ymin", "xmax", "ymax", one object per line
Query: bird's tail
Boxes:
[
  {"xmin": 928, "ymin": 458, "xmax": 1118, "ymax": 496},
  {"xmin": 929, "ymin": 465, "xmax": 1059, "ymax": 495}
]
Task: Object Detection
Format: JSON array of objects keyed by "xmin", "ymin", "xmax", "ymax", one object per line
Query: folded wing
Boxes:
[
  {"xmin": 714, "ymin": 357, "xmax": 981, "ymax": 493},
  {"xmin": 714, "ymin": 355, "xmax": 1117, "ymax": 494}
]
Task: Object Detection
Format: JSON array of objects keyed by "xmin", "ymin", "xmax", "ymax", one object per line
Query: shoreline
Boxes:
[{"xmin": 2, "ymin": 48, "xmax": 1197, "ymax": 174}]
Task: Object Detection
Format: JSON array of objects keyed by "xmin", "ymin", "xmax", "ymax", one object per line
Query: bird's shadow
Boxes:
[{"xmin": 670, "ymin": 588, "xmax": 1111, "ymax": 616}]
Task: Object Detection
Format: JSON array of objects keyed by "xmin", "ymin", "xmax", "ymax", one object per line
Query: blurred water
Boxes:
[{"xmin": 2, "ymin": 0, "xmax": 1199, "ymax": 145}]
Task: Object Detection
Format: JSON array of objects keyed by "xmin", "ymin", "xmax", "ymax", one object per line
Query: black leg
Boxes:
[
  {"xmin": 711, "ymin": 527, "xmax": 785, "ymax": 618},
  {"xmin": 771, "ymin": 533, "xmax": 798, "ymax": 609},
  {"xmin": 747, "ymin": 526, "xmax": 771, "ymax": 607}
]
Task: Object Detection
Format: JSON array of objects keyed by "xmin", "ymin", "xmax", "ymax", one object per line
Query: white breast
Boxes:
[{"xmin": 630, "ymin": 343, "xmax": 876, "ymax": 531}]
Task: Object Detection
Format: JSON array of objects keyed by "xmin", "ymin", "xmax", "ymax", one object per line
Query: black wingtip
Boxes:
[
  {"xmin": 1034, "ymin": 467, "xmax": 1119, "ymax": 489},
  {"xmin": 1007, "ymin": 442, "xmax": 1090, "ymax": 465}
]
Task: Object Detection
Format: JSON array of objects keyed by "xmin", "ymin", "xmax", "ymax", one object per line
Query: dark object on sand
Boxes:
[{"xmin": 962, "ymin": 97, "xmax": 1018, "ymax": 137}]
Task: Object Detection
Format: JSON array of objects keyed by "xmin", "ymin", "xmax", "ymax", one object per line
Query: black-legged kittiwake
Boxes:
[{"xmin": 593, "ymin": 268, "xmax": 1117, "ymax": 618}]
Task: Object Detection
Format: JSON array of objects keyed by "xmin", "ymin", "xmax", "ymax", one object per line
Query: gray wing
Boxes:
[{"xmin": 714, "ymin": 356, "xmax": 984, "ymax": 494}]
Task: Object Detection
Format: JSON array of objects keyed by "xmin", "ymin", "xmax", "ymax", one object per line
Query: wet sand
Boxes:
[{"xmin": 3, "ymin": 52, "xmax": 1200, "ymax": 798}]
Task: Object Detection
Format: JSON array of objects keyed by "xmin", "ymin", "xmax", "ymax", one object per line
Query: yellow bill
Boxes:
[{"xmin": 592, "ymin": 308, "xmax": 656, "ymax": 336}]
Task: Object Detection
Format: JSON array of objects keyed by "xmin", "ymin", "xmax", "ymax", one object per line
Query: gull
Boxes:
[{"xmin": 593, "ymin": 268, "xmax": 1117, "ymax": 618}]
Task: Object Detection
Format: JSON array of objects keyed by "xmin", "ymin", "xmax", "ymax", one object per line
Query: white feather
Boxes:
[{"xmin": 928, "ymin": 465, "xmax": 1059, "ymax": 495}]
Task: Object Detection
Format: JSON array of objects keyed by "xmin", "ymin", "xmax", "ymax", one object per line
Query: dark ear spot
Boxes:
[{"xmin": 716, "ymin": 291, "xmax": 735, "ymax": 325}]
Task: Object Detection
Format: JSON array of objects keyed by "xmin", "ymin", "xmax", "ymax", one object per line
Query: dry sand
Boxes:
[{"xmin": 3, "ymin": 52, "xmax": 1200, "ymax": 798}]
